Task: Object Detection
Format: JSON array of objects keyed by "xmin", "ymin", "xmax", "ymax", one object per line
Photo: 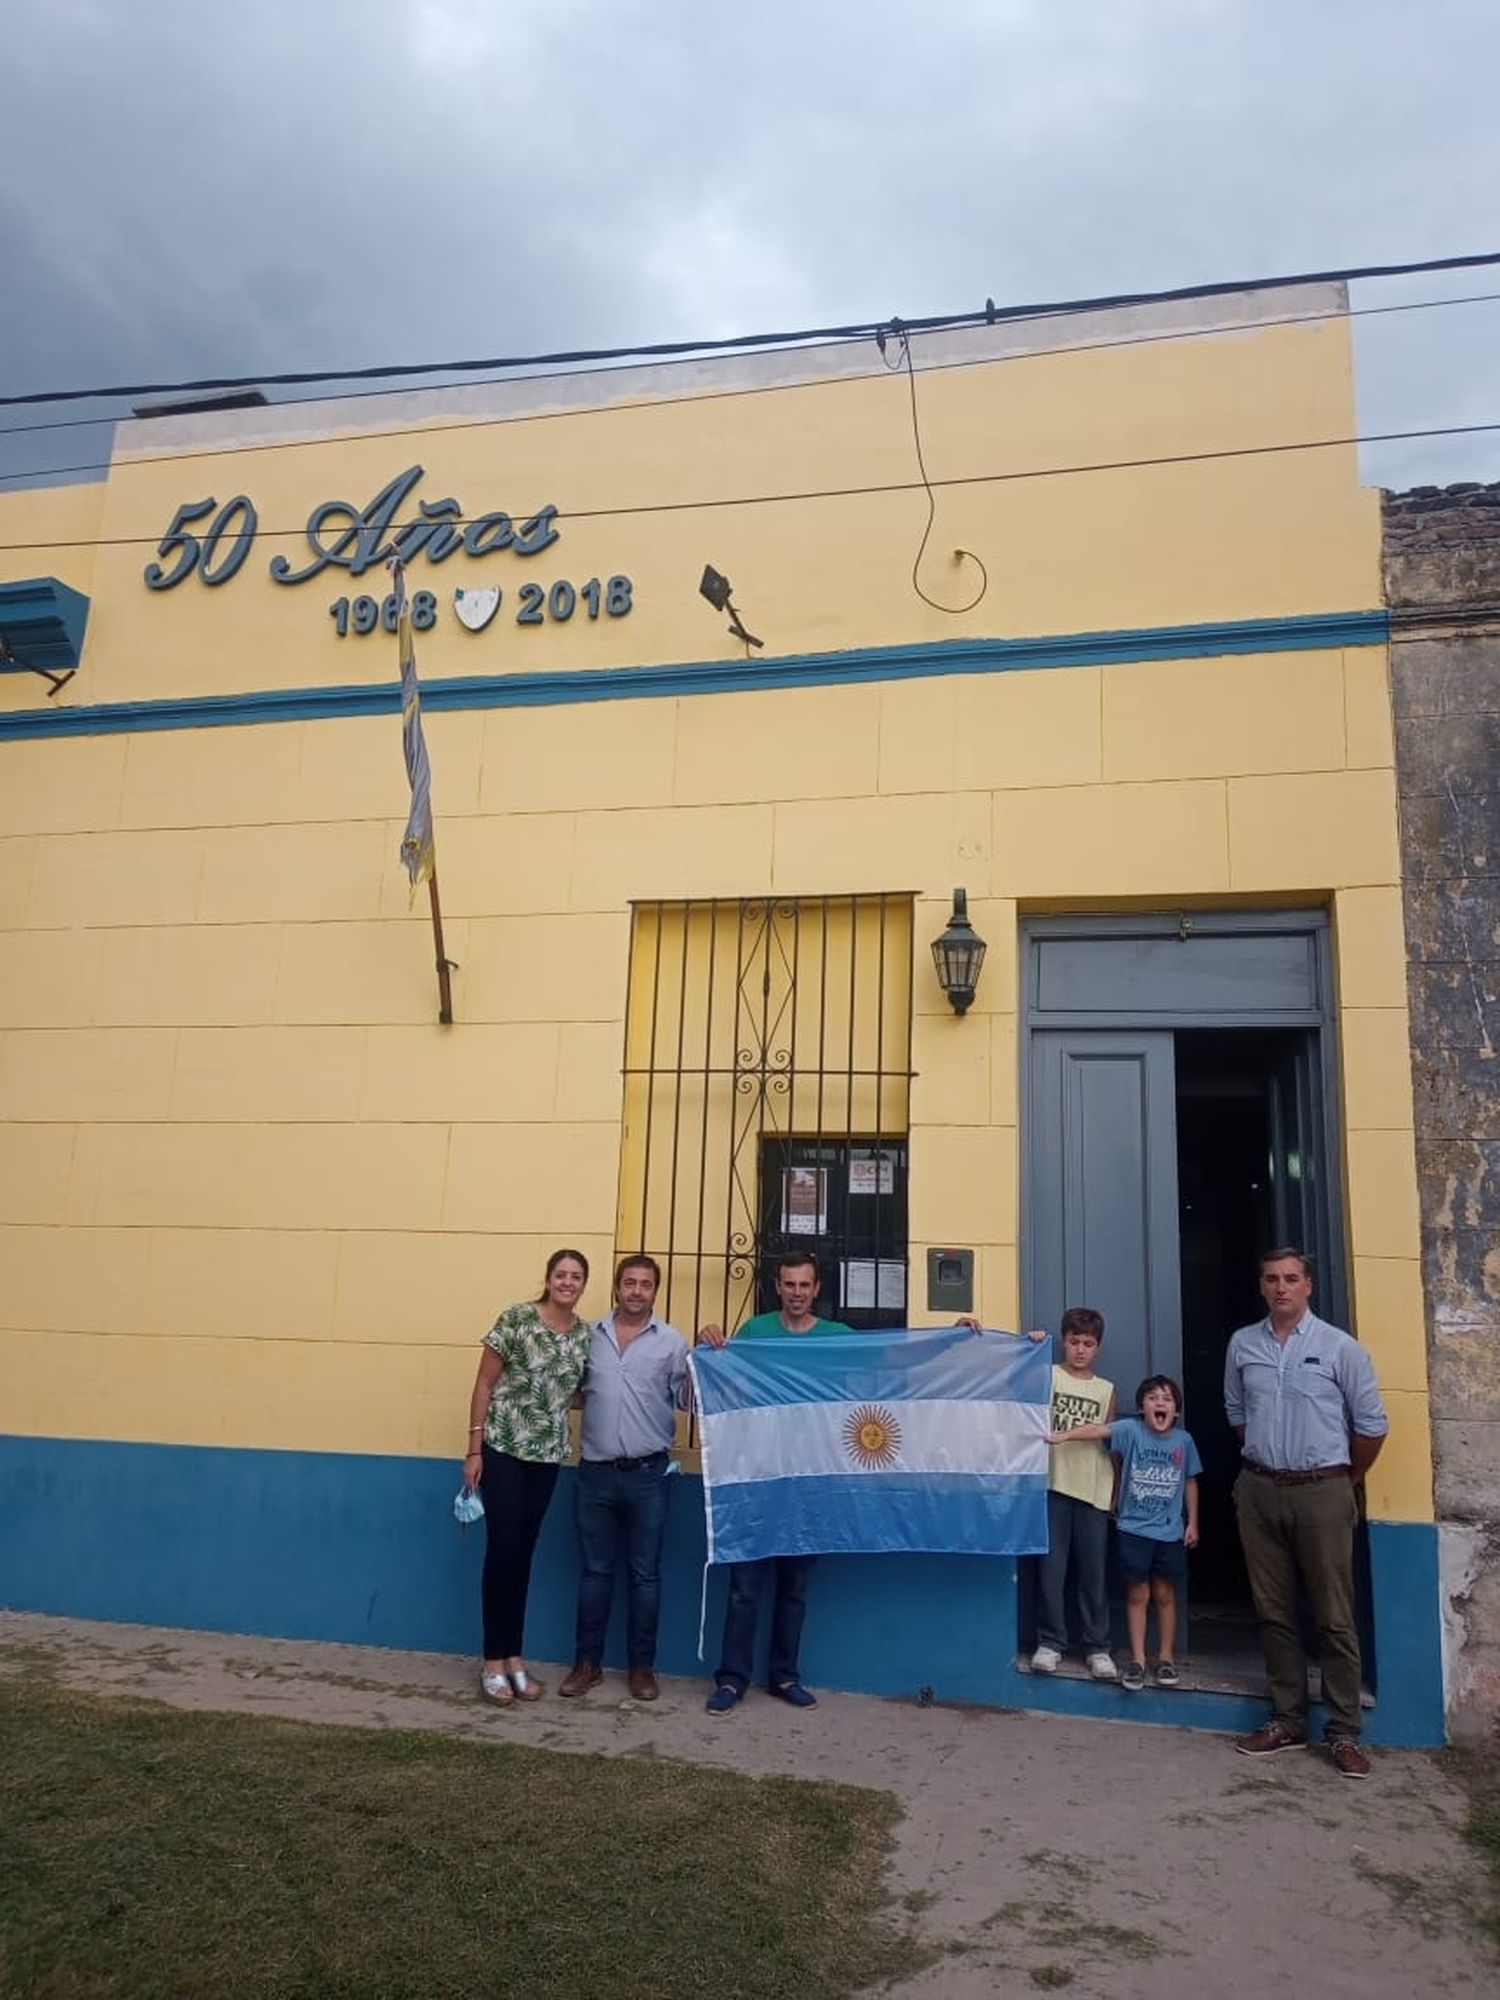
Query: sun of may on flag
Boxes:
[
  {"xmin": 389, "ymin": 555, "xmax": 434, "ymax": 895},
  {"xmin": 688, "ymin": 1327, "xmax": 1051, "ymax": 1565}
]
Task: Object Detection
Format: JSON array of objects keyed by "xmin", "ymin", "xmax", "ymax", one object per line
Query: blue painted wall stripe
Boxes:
[
  {"xmin": 0, "ymin": 1431, "xmax": 1445, "ymax": 1743},
  {"xmin": 0, "ymin": 609, "xmax": 1389, "ymax": 743}
]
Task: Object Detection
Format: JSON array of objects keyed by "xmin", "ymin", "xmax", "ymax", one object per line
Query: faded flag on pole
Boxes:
[{"xmin": 389, "ymin": 556, "xmax": 435, "ymax": 896}]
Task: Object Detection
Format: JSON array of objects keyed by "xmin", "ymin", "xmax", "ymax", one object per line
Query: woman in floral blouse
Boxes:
[{"xmin": 462, "ymin": 1247, "xmax": 593, "ymax": 1705}]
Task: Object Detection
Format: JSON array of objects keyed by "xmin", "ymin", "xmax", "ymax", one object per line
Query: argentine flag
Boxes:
[{"xmin": 689, "ymin": 1328, "xmax": 1050, "ymax": 1563}]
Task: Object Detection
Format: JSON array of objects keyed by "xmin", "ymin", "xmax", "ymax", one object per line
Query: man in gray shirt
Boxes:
[
  {"xmin": 559, "ymin": 1254, "xmax": 688, "ymax": 1703},
  {"xmin": 1224, "ymin": 1246, "xmax": 1388, "ymax": 1777}
]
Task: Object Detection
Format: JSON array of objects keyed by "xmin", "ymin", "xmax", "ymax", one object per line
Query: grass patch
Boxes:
[
  {"xmin": 1025, "ymin": 1917, "xmax": 1158, "ymax": 1960},
  {"xmin": 1350, "ymin": 1857, "xmax": 1450, "ymax": 1939},
  {"xmin": 0, "ymin": 1679, "xmax": 922, "ymax": 2000},
  {"xmin": 1451, "ymin": 1743, "xmax": 1500, "ymax": 1950},
  {"xmin": 0, "ymin": 1643, "xmax": 65, "ymax": 1681},
  {"xmin": 981, "ymin": 1899, "xmax": 1032, "ymax": 1930},
  {"xmin": 980, "ymin": 1895, "xmax": 1161, "ymax": 1963},
  {"xmin": 1350, "ymin": 1747, "xmax": 1500, "ymax": 1955}
]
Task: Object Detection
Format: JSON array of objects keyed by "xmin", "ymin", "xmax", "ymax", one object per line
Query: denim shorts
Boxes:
[{"xmin": 1116, "ymin": 1529, "xmax": 1188, "ymax": 1584}]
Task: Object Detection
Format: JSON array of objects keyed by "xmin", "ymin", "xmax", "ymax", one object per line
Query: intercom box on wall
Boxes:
[{"xmin": 926, "ymin": 1247, "xmax": 974, "ymax": 1314}]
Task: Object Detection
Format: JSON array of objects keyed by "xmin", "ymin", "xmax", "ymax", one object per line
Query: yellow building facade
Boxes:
[{"xmin": 0, "ymin": 282, "xmax": 1444, "ymax": 1738}]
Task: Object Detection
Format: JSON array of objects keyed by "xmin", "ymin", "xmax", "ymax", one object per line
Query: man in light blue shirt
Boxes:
[
  {"xmin": 558, "ymin": 1254, "xmax": 687, "ymax": 1703},
  {"xmin": 1224, "ymin": 1247, "xmax": 1387, "ymax": 1776}
]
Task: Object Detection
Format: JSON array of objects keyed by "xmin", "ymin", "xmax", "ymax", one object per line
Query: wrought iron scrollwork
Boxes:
[{"xmin": 619, "ymin": 892, "xmax": 916, "ymax": 1368}]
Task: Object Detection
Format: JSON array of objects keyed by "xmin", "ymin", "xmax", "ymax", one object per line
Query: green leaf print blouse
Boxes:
[{"xmin": 481, "ymin": 1302, "xmax": 592, "ymax": 1463}]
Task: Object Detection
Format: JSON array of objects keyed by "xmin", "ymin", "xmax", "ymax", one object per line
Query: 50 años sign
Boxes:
[
  {"xmin": 142, "ymin": 463, "xmax": 632, "ymax": 636},
  {"xmin": 143, "ymin": 464, "xmax": 561, "ymax": 590}
]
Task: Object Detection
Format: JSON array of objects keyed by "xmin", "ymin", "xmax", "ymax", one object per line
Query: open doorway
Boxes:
[
  {"xmin": 1025, "ymin": 1023, "xmax": 1343, "ymax": 1679},
  {"xmin": 1175, "ymin": 1025, "xmax": 1365, "ymax": 1685},
  {"xmin": 1023, "ymin": 913, "xmax": 1350, "ymax": 1685},
  {"xmin": 1176, "ymin": 1030, "xmax": 1301, "ymax": 1660}
]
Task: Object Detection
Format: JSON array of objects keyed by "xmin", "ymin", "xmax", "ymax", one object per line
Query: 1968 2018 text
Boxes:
[{"xmin": 328, "ymin": 576, "xmax": 633, "ymax": 636}]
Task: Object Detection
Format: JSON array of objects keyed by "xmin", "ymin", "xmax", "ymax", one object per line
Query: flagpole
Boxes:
[
  {"xmin": 389, "ymin": 553, "xmax": 454, "ymax": 1027},
  {"xmin": 428, "ymin": 872, "xmax": 454, "ymax": 1026}
]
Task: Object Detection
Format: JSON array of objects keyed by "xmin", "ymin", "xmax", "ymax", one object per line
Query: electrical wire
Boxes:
[
  {"xmin": 2, "ymin": 272, "xmax": 1490, "ymax": 451},
  {"xmin": 4, "ymin": 284, "xmax": 1500, "ymax": 491},
  {"xmin": 879, "ymin": 322, "xmax": 987, "ymax": 615},
  {"xmin": 0, "ymin": 417, "xmax": 1495, "ymax": 560},
  {"xmin": 0, "ymin": 281, "xmax": 1486, "ymax": 463},
  {"xmin": 2, "ymin": 248, "xmax": 1499, "ymax": 412}
]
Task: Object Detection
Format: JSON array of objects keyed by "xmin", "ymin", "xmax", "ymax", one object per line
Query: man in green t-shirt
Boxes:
[
  {"xmin": 697, "ymin": 1252, "xmax": 853, "ymax": 1715},
  {"xmin": 730, "ymin": 1254, "xmax": 855, "ymax": 1345}
]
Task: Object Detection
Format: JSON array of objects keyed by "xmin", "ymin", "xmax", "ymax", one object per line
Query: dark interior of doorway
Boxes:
[{"xmin": 1175, "ymin": 1027, "xmax": 1307, "ymax": 1670}]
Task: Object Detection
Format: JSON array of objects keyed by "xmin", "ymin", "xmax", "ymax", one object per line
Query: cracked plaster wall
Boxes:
[{"xmin": 1385, "ymin": 483, "xmax": 1500, "ymax": 1740}]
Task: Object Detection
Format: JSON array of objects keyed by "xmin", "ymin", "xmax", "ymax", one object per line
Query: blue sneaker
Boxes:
[
  {"xmin": 769, "ymin": 1680, "xmax": 818, "ymax": 1709},
  {"xmin": 705, "ymin": 1684, "xmax": 742, "ymax": 1717}
]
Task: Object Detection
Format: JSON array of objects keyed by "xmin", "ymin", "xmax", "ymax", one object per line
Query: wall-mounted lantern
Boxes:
[{"xmin": 931, "ymin": 888, "xmax": 986, "ymax": 1015}]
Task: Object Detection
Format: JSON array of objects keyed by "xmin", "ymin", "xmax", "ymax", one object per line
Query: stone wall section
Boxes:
[{"xmin": 1384, "ymin": 481, "xmax": 1500, "ymax": 1739}]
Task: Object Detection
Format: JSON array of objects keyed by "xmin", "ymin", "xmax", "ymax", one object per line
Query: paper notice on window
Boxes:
[
  {"xmin": 842, "ymin": 1258, "xmax": 907, "ymax": 1309},
  {"xmin": 781, "ymin": 1166, "xmax": 827, "ymax": 1236},
  {"xmin": 848, "ymin": 1150, "xmax": 896, "ymax": 1197}
]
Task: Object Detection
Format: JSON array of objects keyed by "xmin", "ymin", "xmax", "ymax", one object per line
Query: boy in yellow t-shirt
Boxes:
[{"xmin": 1031, "ymin": 1307, "xmax": 1118, "ymax": 1681}]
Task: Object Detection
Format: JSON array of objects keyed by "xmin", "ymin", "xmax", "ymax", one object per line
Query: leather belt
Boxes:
[
  {"xmin": 1243, "ymin": 1460, "xmax": 1349, "ymax": 1486},
  {"xmin": 589, "ymin": 1451, "xmax": 668, "ymax": 1471}
]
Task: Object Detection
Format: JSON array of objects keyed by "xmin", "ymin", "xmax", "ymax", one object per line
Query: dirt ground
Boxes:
[{"xmin": 1, "ymin": 1610, "xmax": 1491, "ymax": 1999}]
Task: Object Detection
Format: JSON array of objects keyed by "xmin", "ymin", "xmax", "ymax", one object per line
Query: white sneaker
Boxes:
[
  {"xmin": 1087, "ymin": 1651, "xmax": 1119, "ymax": 1681},
  {"xmin": 1030, "ymin": 1645, "xmax": 1061, "ymax": 1674}
]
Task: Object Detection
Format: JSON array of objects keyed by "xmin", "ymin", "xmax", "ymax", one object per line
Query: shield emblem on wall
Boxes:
[{"xmin": 453, "ymin": 586, "xmax": 501, "ymax": 632}]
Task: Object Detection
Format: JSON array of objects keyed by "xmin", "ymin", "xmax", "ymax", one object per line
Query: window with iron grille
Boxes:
[{"xmin": 617, "ymin": 894, "xmax": 916, "ymax": 1342}]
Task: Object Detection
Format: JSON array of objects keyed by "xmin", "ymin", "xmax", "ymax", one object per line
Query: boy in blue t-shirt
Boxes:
[{"xmin": 1048, "ymin": 1375, "xmax": 1201, "ymax": 1691}]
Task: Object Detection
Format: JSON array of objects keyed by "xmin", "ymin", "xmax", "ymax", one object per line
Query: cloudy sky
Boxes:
[{"xmin": 1, "ymin": 0, "xmax": 1496, "ymax": 491}]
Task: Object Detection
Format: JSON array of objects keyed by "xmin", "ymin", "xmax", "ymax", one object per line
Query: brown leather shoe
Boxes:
[
  {"xmin": 558, "ymin": 1661, "xmax": 602, "ymax": 1698},
  {"xmin": 1329, "ymin": 1737, "xmax": 1371, "ymax": 1779},
  {"xmin": 627, "ymin": 1667, "xmax": 659, "ymax": 1702},
  {"xmin": 1234, "ymin": 1721, "xmax": 1306, "ymax": 1757}
]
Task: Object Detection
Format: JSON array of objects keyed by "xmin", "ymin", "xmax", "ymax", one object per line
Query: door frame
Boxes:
[{"xmin": 1020, "ymin": 909, "xmax": 1349, "ymax": 1333}]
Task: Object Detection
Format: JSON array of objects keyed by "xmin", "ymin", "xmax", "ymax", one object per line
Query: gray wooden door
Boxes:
[
  {"xmin": 1026, "ymin": 1031, "xmax": 1183, "ymax": 1400},
  {"xmin": 1265, "ymin": 1031, "xmax": 1339, "ymax": 1308}
]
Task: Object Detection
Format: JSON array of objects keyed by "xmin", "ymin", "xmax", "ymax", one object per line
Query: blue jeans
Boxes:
[
  {"xmin": 716, "ymin": 1556, "xmax": 817, "ymax": 1692},
  {"xmin": 573, "ymin": 1454, "xmax": 671, "ymax": 1669},
  {"xmin": 1036, "ymin": 1490, "xmax": 1110, "ymax": 1652}
]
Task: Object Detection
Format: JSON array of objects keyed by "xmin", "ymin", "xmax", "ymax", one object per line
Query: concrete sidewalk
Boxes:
[{"xmin": 1, "ymin": 1611, "xmax": 1489, "ymax": 1998}]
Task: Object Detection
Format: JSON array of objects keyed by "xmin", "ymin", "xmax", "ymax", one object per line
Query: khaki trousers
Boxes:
[{"xmin": 1233, "ymin": 1468, "xmax": 1364, "ymax": 1740}]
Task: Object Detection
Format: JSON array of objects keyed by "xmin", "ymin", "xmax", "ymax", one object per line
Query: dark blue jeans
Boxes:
[
  {"xmin": 573, "ymin": 1454, "xmax": 671, "ymax": 1669},
  {"xmin": 716, "ymin": 1556, "xmax": 817, "ymax": 1693},
  {"xmin": 1036, "ymin": 1489, "xmax": 1110, "ymax": 1652}
]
